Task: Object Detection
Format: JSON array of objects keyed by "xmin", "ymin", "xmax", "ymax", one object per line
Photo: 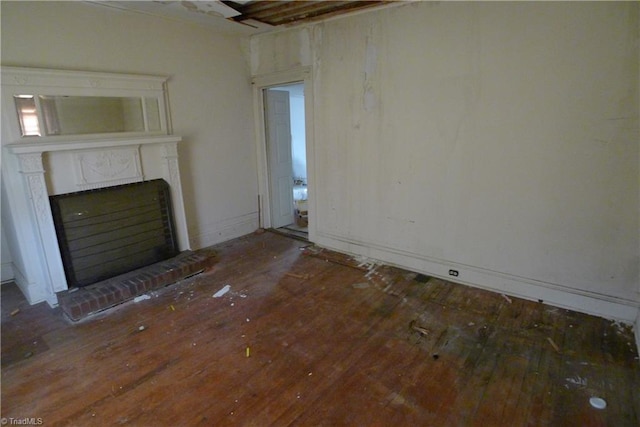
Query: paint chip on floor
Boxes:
[
  {"xmin": 589, "ymin": 397, "xmax": 606, "ymax": 409},
  {"xmin": 213, "ymin": 284, "xmax": 231, "ymax": 298},
  {"xmin": 133, "ymin": 294, "xmax": 151, "ymax": 303}
]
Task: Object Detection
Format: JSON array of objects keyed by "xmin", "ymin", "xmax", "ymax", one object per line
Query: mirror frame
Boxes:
[{"xmin": 1, "ymin": 67, "xmax": 171, "ymax": 143}]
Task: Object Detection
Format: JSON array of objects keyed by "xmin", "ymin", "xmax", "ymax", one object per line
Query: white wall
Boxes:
[
  {"xmin": 1, "ymin": 1, "xmax": 258, "ymax": 256},
  {"xmin": 251, "ymin": 2, "xmax": 640, "ymax": 321}
]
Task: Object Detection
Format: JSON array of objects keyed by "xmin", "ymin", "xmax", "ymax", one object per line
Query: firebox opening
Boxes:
[{"xmin": 50, "ymin": 179, "xmax": 179, "ymax": 288}]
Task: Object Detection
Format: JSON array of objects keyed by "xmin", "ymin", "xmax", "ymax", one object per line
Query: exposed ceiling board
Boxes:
[
  {"xmin": 225, "ymin": 1, "xmax": 390, "ymax": 26},
  {"xmin": 87, "ymin": 1, "xmax": 392, "ymax": 33}
]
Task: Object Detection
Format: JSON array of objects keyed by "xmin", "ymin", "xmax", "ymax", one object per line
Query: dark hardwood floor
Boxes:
[{"xmin": 2, "ymin": 232, "xmax": 639, "ymax": 426}]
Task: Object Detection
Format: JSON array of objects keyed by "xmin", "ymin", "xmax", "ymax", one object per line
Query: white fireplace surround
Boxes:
[
  {"xmin": 1, "ymin": 67, "xmax": 190, "ymax": 306},
  {"xmin": 3, "ymin": 136, "xmax": 190, "ymax": 306}
]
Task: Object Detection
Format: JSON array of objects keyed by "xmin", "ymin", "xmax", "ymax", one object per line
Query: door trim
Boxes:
[{"xmin": 252, "ymin": 67, "xmax": 316, "ymax": 242}]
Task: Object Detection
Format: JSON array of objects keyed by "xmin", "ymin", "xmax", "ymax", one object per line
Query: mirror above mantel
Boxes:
[
  {"xmin": 1, "ymin": 66, "xmax": 171, "ymax": 142},
  {"xmin": 14, "ymin": 94, "xmax": 162, "ymax": 137}
]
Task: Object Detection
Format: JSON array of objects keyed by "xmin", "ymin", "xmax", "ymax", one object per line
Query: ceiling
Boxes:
[{"xmin": 88, "ymin": 1, "xmax": 392, "ymax": 34}]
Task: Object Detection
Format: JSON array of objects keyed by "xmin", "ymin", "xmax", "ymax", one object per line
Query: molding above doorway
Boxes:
[{"xmin": 252, "ymin": 67, "xmax": 311, "ymax": 88}]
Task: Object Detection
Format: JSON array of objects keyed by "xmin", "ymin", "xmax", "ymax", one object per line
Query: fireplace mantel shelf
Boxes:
[{"xmin": 5, "ymin": 135, "xmax": 182, "ymax": 155}]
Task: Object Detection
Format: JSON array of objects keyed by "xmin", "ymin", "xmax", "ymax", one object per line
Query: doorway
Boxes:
[{"xmin": 264, "ymin": 83, "xmax": 308, "ymax": 239}]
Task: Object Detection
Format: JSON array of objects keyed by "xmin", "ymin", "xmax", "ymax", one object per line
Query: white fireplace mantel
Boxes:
[
  {"xmin": 1, "ymin": 66, "xmax": 191, "ymax": 307},
  {"xmin": 3, "ymin": 136, "xmax": 190, "ymax": 307}
]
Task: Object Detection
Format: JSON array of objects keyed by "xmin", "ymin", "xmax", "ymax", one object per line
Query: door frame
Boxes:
[{"xmin": 252, "ymin": 67, "xmax": 316, "ymax": 242}]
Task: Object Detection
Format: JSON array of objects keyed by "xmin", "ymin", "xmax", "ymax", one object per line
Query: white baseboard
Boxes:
[
  {"xmin": 189, "ymin": 212, "xmax": 259, "ymax": 249},
  {"xmin": 11, "ymin": 264, "xmax": 31, "ymax": 301},
  {"xmin": 315, "ymin": 231, "xmax": 640, "ymax": 324},
  {"xmin": 1, "ymin": 261, "xmax": 14, "ymax": 283},
  {"xmin": 10, "ymin": 264, "xmax": 55, "ymax": 306}
]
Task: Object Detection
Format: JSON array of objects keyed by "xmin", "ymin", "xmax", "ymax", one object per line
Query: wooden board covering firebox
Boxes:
[{"xmin": 50, "ymin": 179, "xmax": 179, "ymax": 288}]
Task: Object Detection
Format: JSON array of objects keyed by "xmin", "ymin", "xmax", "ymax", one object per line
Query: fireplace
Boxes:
[
  {"xmin": 2, "ymin": 136, "xmax": 191, "ymax": 306},
  {"xmin": 50, "ymin": 179, "xmax": 179, "ymax": 288},
  {"xmin": 1, "ymin": 67, "xmax": 192, "ymax": 306}
]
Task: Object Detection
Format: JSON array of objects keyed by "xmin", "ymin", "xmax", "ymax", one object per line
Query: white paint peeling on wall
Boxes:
[
  {"xmin": 312, "ymin": 24, "xmax": 324, "ymax": 102},
  {"xmin": 299, "ymin": 28, "xmax": 312, "ymax": 67},
  {"xmin": 363, "ymin": 31, "xmax": 378, "ymax": 112},
  {"xmin": 363, "ymin": 88, "xmax": 376, "ymax": 112},
  {"xmin": 363, "ymin": 36, "xmax": 378, "ymax": 79},
  {"xmin": 249, "ymin": 37, "xmax": 261, "ymax": 76}
]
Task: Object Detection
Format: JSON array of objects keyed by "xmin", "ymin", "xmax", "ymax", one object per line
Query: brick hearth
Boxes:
[{"xmin": 58, "ymin": 250, "xmax": 216, "ymax": 321}]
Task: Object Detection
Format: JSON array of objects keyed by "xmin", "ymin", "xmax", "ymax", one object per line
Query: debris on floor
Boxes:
[
  {"xmin": 547, "ymin": 337, "xmax": 561, "ymax": 353},
  {"xmin": 285, "ymin": 272, "xmax": 310, "ymax": 280},
  {"xmin": 589, "ymin": 397, "xmax": 607, "ymax": 409},
  {"xmin": 565, "ymin": 375, "xmax": 588, "ymax": 388},
  {"xmin": 500, "ymin": 293, "xmax": 513, "ymax": 304},
  {"xmin": 133, "ymin": 294, "xmax": 151, "ymax": 303},
  {"xmin": 409, "ymin": 320, "xmax": 430, "ymax": 336},
  {"xmin": 213, "ymin": 284, "xmax": 231, "ymax": 298},
  {"xmin": 352, "ymin": 282, "xmax": 370, "ymax": 289}
]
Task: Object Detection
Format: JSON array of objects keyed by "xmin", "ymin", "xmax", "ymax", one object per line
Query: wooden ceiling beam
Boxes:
[
  {"xmin": 284, "ymin": 1, "xmax": 386, "ymax": 25},
  {"xmin": 253, "ymin": 2, "xmax": 353, "ymax": 25},
  {"xmin": 224, "ymin": 0, "xmax": 390, "ymax": 26},
  {"xmin": 234, "ymin": 1, "xmax": 293, "ymax": 16}
]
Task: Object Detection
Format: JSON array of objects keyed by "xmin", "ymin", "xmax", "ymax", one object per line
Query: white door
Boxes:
[{"xmin": 265, "ymin": 89, "xmax": 294, "ymax": 228}]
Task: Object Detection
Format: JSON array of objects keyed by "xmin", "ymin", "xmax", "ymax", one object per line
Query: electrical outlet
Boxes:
[{"xmin": 448, "ymin": 269, "xmax": 459, "ymax": 277}]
